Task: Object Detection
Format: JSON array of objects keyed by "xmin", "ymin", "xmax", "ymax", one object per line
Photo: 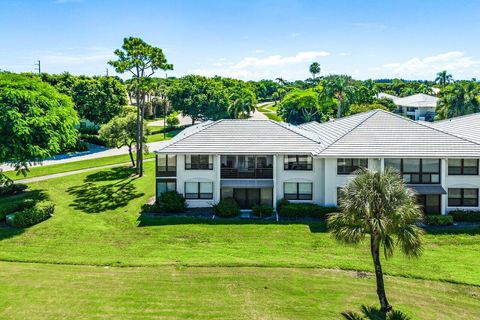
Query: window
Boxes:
[
  {"xmin": 384, "ymin": 158, "xmax": 440, "ymax": 184},
  {"xmin": 185, "ymin": 155, "xmax": 213, "ymax": 170},
  {"xmin": 185, "ymin": 182, "xmax": 213, "ymax": 199},
  {"xmin": 337, "ymin": 159, "xmax": 368, "ymax": 175},
  {"xmin": 157, "ymin": 154, "xmax": 176, "ymax": 176},
  {"xmin": 448, "ymin": 188, "xmax": 479, "ymax": 207},
  {"xmin": 448, "ymin": 159, "xmax": 479, "ymax": 175},
  {"xmin": 284, "ymin": 155, "xmax": 313, "ymax": 170},
  {"xmin": 284, "ymin": 182, "xmax": 313, "ymax": 200},
  {"xmin": 157, "ymin": 179, "xmax": 176, "ymax": 198}
]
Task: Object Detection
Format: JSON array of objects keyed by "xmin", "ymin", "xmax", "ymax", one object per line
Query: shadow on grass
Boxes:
[
  {"xmin": 66, "ymin": 167, "xmax": 144, "ymax": 214},
  {"xmin": 424, "ymin": 226, "xmax": 480, "ymax": 235},
  {"xmin": 137, "ymin": 215, "xmax": 327, "ymax": 233}
]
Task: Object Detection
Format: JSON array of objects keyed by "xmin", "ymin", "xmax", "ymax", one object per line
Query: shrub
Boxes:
[
  {"xmin": 141, "ymin": 202, "xmax": 163, "ymax": 213},
  {"xmin": 279, "ymin": 203, "xmax": 338, "ymax": 219},
  {"xmin": 276, "ymin": 198, "xmax": 289, "ymax": 213},
  {"xmin": 80, "ymin": 133, "xmax": 107, "ymax": 146},
  {"xmin": 449, "ymin": 210, "xmax": 480, "ymax": 222},
  {"xmin": 0, "ymin": 183, "xmax": 28, "ymax": 197},
  {"xmin": 424, "ymin": 215, "xmax": 453, "ymax": 226},
  {"xmin": 166, "ymin": 113, "xmax": 180, "ymax": 127},
  {"xmin": 157, "ymin": 192, "xmax": 186, "ymax": 213},
  {"xmin": 0, "ymin": 199, "xmax": 36, "ymax": 221},
  {"xmin": 213, "ymin": 198, "xmax": 240, "ymax": 218},
  {"xmin": 252, "ymin": 204, "xmax": 273, "ymax": 218},
  {"xmin": 10, "ymin": 201, "xmax": 54, "ymax": 228},
  {"xmin": 78, "ymin": 127, "xmax": 99, "ymax": 135}
]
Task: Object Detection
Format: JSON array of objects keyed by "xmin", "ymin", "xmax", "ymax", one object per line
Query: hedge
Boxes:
[
  {"xmin": 80, "ymin": 133, "xmax": 107, "ymax": 146},
  {"xmin": 0, "ymin": 199, "xmax": 36, "ymax": 221},
  {"xmin": 142, "ymin": 192, "xmax": 187, "ymax": 214},
  {"xmin": 279, "ymin": 203, "xmax": 338, "ymax": 219},
  {"xmin": 10, "ymin": 201, "xmax": 54, "ymax": 228},
  {"xmin": 448, "ymin": 210, "xmax": 480, "ymax": 222},
  {"xmin": 252, "ymin": 204, "xmax": 273, "ymax": 218},
  {"xmin": 424, "ymin": 215, "xmax": 453, "ymax": 226},
  {"xmin": 213, "ymin": 198, "xmax": 240, "ymax": 218}
]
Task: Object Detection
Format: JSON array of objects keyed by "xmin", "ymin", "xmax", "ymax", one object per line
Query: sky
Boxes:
[{"xmin": 1, "ymin": 0, "xmax": 480, "ymax": 81}]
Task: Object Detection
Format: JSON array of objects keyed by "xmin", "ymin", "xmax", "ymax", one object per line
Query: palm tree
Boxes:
[
  {"xmin": 324, "ymin": 74, "xmax": 357, "ymax": 118},
  {"xmin": 342, "ymin": 305, "xmax": 411, "ymax": 320},
  {"xmin": 435, "ymin": 70, "xmax": 453, "ymax": 88},
  {"xmin": 275, "ymin": 77, "xmax": 288, "ymax": 86},
  {"xmin": 436, "ymin": 82, "xmax": 480, "ymax": 119},
  {"xmin": 328, "ymin": 169, "xmax": 424, "ymax": 312},
  {"xmin": 309, "ymin": 62, "xmax": 321, "ymax": 78}
]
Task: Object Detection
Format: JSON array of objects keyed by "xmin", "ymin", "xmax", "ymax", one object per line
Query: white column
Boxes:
[
  {"xmin": 380, "ymin": 158, "xmax": 385, "ymax": 172},
  {"xmin": 440, "ymin": 158, "xmax": 447, "ymax": 215},
  {"xmin": 215, "ymin": 155, "xmax": 221, "ymax": 203},
  {"xmin": 272, "ymin": 154, "xmax": 277, "ymax": 211}
]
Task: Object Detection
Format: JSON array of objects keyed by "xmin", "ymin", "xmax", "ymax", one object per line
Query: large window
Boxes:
[
  {"xmin": 185, "ymin": 182, "xmax": 213, "ymax": 199},
  {"xmin": 157, "ymin": 179, "xmax": 176, "ymax": 198},
  {"xmin": 157, "ymin": 154, "xmax": 177, "ymax": 176},
  {"xmin": 185, "ymin": 155, "xmax": 213, "ymax": 170},
  {"xmin": 220, "ymin": 155, "xmax": 273, "ymax": 179},
  {"xmin": 448, "ymin": 188, "xmax": 479, "ymax": 207},
  {"xmin": 284, "ymin": 155, "xmax": 313, "ymax": 170},
  {"xmin": 337, "ymin": 159, "xmax": 368, "ymax": 175},
  {"xmin": 384, "ymin": 158, "xmax": 440, "ymax": 184},
  {"xmin": 284, "ymin": 182, "xmax": 313, "ymax": 200},
  {"xmin": 448, "ymin": 159, "xmax": 479, "ymax": 175}
]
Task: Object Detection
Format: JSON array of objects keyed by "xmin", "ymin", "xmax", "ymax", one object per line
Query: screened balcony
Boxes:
[{"xmin": 221, "ymin": 155, "xmax": 273, "ymax": 179}]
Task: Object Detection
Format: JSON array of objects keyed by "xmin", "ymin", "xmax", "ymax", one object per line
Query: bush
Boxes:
[
  {"xmin": 279, "ymin": 203, "xmax": 338, "ymax": 219},
  {"xmin": 276, "ymin": 198, "xmax": 289, "ymax": 212},
  {"xmin": 0, "ymin": 199, "xmax": 36, "ymax": 221},
  {"xmin": 0, "ymin": 183, "xmax": 28, "ymax": 197},
  {"xmin": 166, "ymin": 113, "xmax": 180, "ymax": 127},
  {"xmin": 141, "ymin": 202, "xmax": 163, "ymax": 213},
  {"xmin": 252, "ymin": 204, "xmax": 273, "ymax": 218},
  {"xmin": 157, "ymin": 192, "xmax": 186, "ymax": 213},
  {"xmin": 78, "ymin": 127, "xmax": 99, "ymax": 135},
  {"xmin": 424, "ymin": 215, "xmax": 453, "ymax": 226},
  {"xmin": 213, "ymin": 198, "xmax": 240, "ymax": 218},
  {"xmin": 449, "ymin": 210, "xmax": 480, "ymax": 222},
  {"xmin": 80, "ymin": 133, "xmax": 107, "ymax": 146},
  {"xmin": 10, "ymin": 201, "xmax": 54, "ymax": 228}
]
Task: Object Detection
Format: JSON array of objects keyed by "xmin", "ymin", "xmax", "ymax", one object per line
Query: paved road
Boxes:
[{"xmin": 0, "ymin": 141, "xmax": 168, "ymax": 172}]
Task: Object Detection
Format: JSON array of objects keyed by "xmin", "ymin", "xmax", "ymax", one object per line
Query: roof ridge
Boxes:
[
  {"xmin": 269, "ymin": 120, "xmax": 322, "ymax": 144},
  {"xmin": 314, "ymin": 109, "xmax": 381, "ymax": 155},
  {"xmin": 381, "ymin": 109, "xmax": 480, "ymax": 147},
  {"xmin": 433, "ymin": 112, "xmax": 480, "ymax": 124}
]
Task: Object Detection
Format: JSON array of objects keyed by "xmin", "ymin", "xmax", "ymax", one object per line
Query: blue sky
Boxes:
[{"xmin": 1, "ymin": 0, "xmax": 480, "ymax": 81}]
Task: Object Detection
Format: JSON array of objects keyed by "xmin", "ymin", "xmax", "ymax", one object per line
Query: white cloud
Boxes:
[
  {"xmin": 381, "ymin": 51, "xmax": 480, "ymax": 78},
  {"xmin": 338, "ymin": 52, "xmax": 350, "ymax": 56},
  {"xmin": 232, "ymin": 51, "xmax": 329, "ymax": 69},
  {"xmin": 255, "ymin": 49, "xmax": 265, "ymax": 53}
]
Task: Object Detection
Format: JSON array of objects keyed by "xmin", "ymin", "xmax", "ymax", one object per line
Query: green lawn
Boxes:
[
  {"xmin": 257, "ymin": 102, "xmax": 282, "ymax": 121},
  {"xmin": 0, "ymin": 162, "xmax": 479, "ymax": 318},
  {"xmin": 147, "ymin": 128, "xmax": 181, "ymax": 143},
  {"xmin": 0, "ymin": 263, "xmax": 478, "ymax": 320},
  {"xmin": 4, "ymin": 152, "xmax": 155, "ymax": 181}
]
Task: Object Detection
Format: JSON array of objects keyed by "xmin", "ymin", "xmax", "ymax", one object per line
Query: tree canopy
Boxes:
[
  {"xmin": 277, "ymin": 89, "xmax": 322, "ymax": 124},
  {"xmin": 436, "ymin": 82, "xmax": 480, "ymax": 119},
  {"xmin": 0, "ymin": 72, "xmax": 79, "ymax": 174}
]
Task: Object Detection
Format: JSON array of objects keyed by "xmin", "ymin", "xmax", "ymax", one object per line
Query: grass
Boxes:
[
  {"xmin": 0, "ymin": 162, "xmax": 479, "ymax": 318},
  {"xmin": 4, "ymin": 152, "xmax": 156, "ymax": 181},
  {"xmin": 147, "ymin": 128, "xmax": 181, "ymax": 143},
  {"xmin": 257, "ymin": 102, "xmax": 282, "ymax": 121},
  {"xmin": 0, "ymin": 263, "xmax": 478, "ymax": 319}
]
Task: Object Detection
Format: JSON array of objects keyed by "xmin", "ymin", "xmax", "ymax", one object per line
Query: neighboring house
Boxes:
[
  {"xmin": 154, "ymin": 109, "xmax": 480, "ymax": 215},
  {"xmin": 378, "ymin": 93, "xmax": 438, "ymax": 121}
]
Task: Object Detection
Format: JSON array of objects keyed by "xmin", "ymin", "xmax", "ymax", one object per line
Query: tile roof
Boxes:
[
  {"xmin": 429, "ymin": 112, "xmax": 480, "ymax": 144},
  {"xmin": 155, "ymin": 119, "xmax": 322, "ymax": 155},
  {"xmin": 393, "ymin": 93, "xmax": 438, "ymax": 108}
]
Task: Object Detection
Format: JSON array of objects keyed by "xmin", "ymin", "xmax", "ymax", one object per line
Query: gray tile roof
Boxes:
[
  {"xmin": 301, "ymin": 110, "xmax": 480, "ymax": 158},
  {"xmin": 429, "ymin": 113, "xmax": 480, "ymax": 144},
  {"xmin": 393, "ymin": 93, "xmax": 438, "ymax": 108},
  {"xmin": 377, "ymin": 93, "xmax": 399, "ymax": 101},
  {"xmin": 154, "ymin": 110, "xmax": 480, "ymax": 158},
  {"xmin": 155, "ymin": 119, "xmax": 322, "ymax": 155}
]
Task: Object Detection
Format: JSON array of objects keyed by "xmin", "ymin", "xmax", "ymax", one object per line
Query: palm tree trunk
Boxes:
[
  {"xmin": 337, "ymin": 96, "xmax": 342, "ymax": 119},
  {"xmin": 370, "ymin": 233, "xmax": 392, "ymax": 312},
  {"xmin": 128, "ymin": 142, "xmax": 136, "ymax": 167}
]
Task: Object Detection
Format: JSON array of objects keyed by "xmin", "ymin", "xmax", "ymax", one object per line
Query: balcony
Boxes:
[{"xmin": 221, "ymin": 167, "xmax": 273, "ymax": 179}]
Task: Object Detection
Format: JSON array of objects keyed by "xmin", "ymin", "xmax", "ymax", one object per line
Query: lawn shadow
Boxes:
[
  {"xmin": 137, "ymin": 215, "xmax": 327, "ymax": 233},
  {"xmin": 66, "ymin": 167, "xmax": 144, "ymax": 214},
  {"xmin": 424, "ymin": 225, "xmax": 480, "ymax": 236}
]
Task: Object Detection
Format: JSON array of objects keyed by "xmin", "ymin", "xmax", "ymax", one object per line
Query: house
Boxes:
[
  {"xmin": 378, "ymin": 93, "xmax": 438, "ymax": 121},
  {"xmin": 154, "ymin": 110, "xmax": 480, "ymax": 215}
]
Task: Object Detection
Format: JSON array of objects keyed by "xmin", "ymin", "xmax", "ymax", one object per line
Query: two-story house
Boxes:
[{"xmin": 154, "ymin": 109, "xmax": 480, "ymax": 215}]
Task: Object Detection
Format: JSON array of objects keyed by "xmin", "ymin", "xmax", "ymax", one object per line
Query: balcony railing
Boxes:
[
  {"xmin": 221, "ymin": 167, "xmax": 273, "ymax": 179},
  {"xmin": 185, "ymin": 163, "xmax": 213, "ymax": 170},
  {"xmin": 157, "ymin": 166, "xmax": 177, "ymax": 177}
]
